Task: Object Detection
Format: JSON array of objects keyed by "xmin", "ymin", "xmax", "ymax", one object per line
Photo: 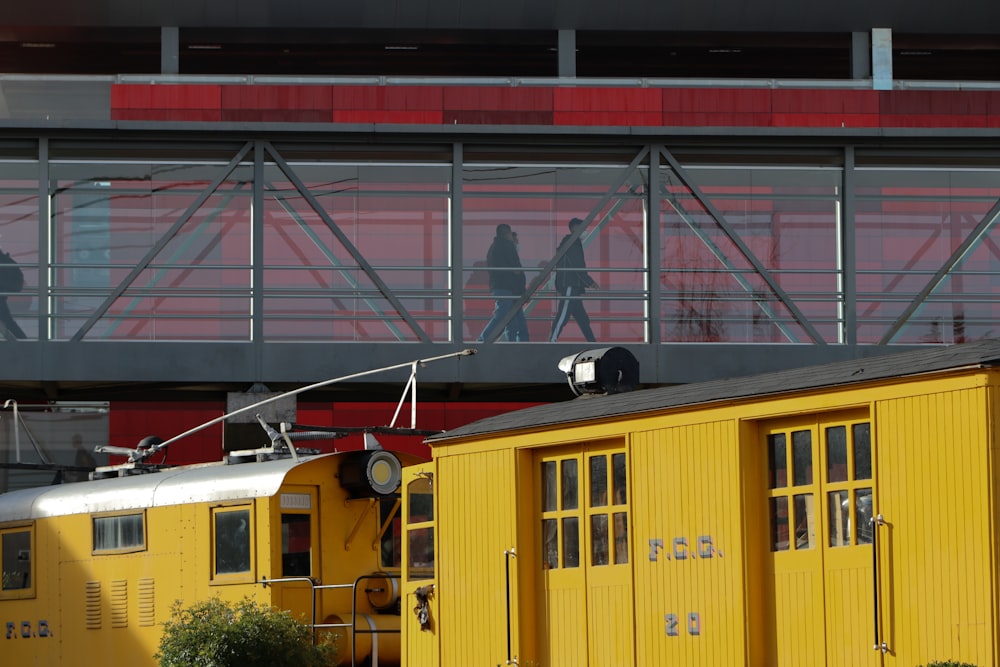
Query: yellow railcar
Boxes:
[
  {"xmin": 399, "ymin": 339, "xmax": 1000, "ymax": 667},
  {"xmin": 0, "ymin": 448, "xmax": 414, "ymax": 666}
]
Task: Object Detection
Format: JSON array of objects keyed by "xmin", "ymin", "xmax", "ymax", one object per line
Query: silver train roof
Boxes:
[{"xmin": 0, "ymin": 455, "xmax": 321, "ymax": 523}]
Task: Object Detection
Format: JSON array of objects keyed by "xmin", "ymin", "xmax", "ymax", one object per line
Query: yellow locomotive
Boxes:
[{"xmin": 398, "ymin": 340, "xmax": 1000, "ymax": 667}]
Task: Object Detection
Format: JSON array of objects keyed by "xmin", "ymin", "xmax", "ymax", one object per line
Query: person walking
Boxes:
[
  {"xmin": 478, "ymin": 223, "xmax": 529, "ymax": 342},
  {"xmin": 550, "ymin": 217, "xmax": 597, "ymax": 342},
  {"xmin": 0, "ymin": 238, "xmax": 25, "ymax": 340}
]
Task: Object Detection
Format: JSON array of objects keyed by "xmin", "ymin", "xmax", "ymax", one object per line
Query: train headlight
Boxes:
[
  {"xmin": 340, "ymin": 450, "xmax": 403, "ymax": 497},
  {"xmin": 558, "ymin": 346, "xmax": 639, "ymax": 397}
]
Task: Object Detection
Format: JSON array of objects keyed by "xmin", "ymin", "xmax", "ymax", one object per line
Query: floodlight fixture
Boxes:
[{"xmin": 557, "ymin": 346, "xmax": 639, "ymax": 397}]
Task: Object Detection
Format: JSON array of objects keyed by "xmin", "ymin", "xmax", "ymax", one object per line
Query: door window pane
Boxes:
[
  {"xmin": 542, "ymin": 461, "xmax": 557, "ymax": 512},
  {"xmin": 590, "ymin": 456, "xmax": 608, "ymax": 508},
  {"xmin": 543, "ymin": 519, "xmax": 558, "ymax": 569},
  {"xmin": 591, "ymin": 514, "xmax": 609, "ymax": 566},
  {"xmin": 562, "ymin": 517, "xmax": 580, "ymax": 568},
  {"xmin": 407, "ymin": 527, "xmax": 435, "ymax": 578},
  {"xmin": 793, "ymin": 494, "xmax": 815, "ymax": 549},
  {"xmin": 855, "ymin": 487, "xmax": 874, "ymax": 544},
  {"xmin": 281, "ymin": 514, "xmax": 311, "ymax": 577},
  {"xmin": 853, "ymin": 423, "xmax": 872, "ymax": 480},
  {"xmin": 826, "ymin": 426, "xmax": 848, "ymax": 483},
  {"xmin": 769, "ymin": 496, "xmax": 789, "ymax": 551},
  {"xmin": 612, "ymin": 453, "xmax": 627, "ymax": 504},
  {"xmin": 561, "ymin": 459, "xmax": 579, "ymax": 510},
  {"xmin": 792, "ymin": 430, "xmax": 813, "ymax": 486},
  {"xmin": 768, "ymin": 433, "xmax": 787, "ymax": 488},
  {"xmin": 828, "ymin": 490, "xmax": 850, "ymax": 547},
  {"xmin": 613, "ymin": 512, "xmax": 629, "ymax": 564}
]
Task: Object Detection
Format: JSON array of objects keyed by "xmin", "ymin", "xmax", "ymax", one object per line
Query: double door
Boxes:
[{"xmin": 763, "ymin": 411, "xmax": 878, "ymax": 667}]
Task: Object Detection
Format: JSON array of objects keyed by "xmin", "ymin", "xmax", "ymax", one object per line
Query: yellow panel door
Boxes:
[
  {"xmin": 537, "ymin": 445, "xmax": 634, "ymax": 667},
  {"xmin": 762, "ymin": 414, "xmax": 879, "ymax": 667}
]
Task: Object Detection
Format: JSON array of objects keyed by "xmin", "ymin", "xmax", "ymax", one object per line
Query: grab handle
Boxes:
[{"xmin": 871, "ymin": 514, "xmax": 888, "ymax": 653}]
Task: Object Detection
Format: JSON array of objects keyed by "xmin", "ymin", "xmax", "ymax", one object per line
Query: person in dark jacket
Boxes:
[
  {"xmin": 478, "ymin": 223, "xmax": 529, "ymax": 342},
  {"xmin": 549, "ymin": 217, "xmax": 597, "ymax": 342}
]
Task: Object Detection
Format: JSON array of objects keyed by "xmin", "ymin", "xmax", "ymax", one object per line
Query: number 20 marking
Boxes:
[{"xmin": 665, "ymin": 612, "xmax": 701, "ymax": 636}]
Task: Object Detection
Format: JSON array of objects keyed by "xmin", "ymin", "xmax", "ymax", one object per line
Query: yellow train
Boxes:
[
  {"xmin": 400, "ymin": 339, "xmax": 1000, "ymax": 667},
  {"xmin": 4, "ymin": 340, "xmax": 1000, "ymax": 666}
]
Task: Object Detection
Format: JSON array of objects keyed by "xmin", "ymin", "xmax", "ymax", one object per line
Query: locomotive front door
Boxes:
[
  {"xmin": 762, "ymin": 411, "xmax": 877, "ymax": 667},
  {"xmin": 536, "ymin": 445, "xmax": 634, "ymax": 667}
]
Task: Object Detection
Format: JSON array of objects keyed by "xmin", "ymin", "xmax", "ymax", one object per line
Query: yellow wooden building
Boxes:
[{"xmin": 400, "ymin": 339, "xmax": 1000, "ymax": 667}]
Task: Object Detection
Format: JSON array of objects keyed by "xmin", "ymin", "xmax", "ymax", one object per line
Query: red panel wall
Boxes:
[
  {"xmin": 110, "ymin": 83, "xmax": 1000, "ymax": 129},
  {"xmin": 109, "ymin": 399, "xmax": 542, "ymax": 464}
]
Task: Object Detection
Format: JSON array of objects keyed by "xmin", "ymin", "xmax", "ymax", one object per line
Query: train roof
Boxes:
[
  {"xmin": 428, "ymin": 339, "xmax": 1000, "ymax": 443},
  {"xmin": 0, "ymin": 454, "xmax": 324, "ymax": 523}
]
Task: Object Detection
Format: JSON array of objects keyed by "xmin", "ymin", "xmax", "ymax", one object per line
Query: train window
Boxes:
[
  {"xmin": 281, "ymin": 514, "xmax": 311, "ymax": 577},
  {"xmin": 853, "ymin": 423, "xmax": 872, "ymax": 480},
  {"xmin": 826, "ymin": 426, "xmax": 848, "ymax": 483},
  {"xmin": 379, "ymin": 498, "xmax": 402, "ymax": 569},
  {"xmin": 792, "ymin": 430, "xmax": 813, "ymax": 485},
  {"xmin": 93, "ymin": 513, "xmax": 145, "ymax": 553},
  {"xmin": 769, "ymin": 496, "xmax": 789, "ymax": 551},
  {"xmin": 212, "ymin": 506, "xmax": 253, "ymax": 580},
  {"xmin": 1, "ymin": 527, "xmax": 33, "ymax": 596},
  {"xmin": 406, "ymin": 476, "xmax": 435, "ymax": 580},
  {"xmin": 793, "ymin": 494, "xmax": 815, "ymax": 549}
]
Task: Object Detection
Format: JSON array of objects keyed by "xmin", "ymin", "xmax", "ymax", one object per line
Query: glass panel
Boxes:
[
  {"xmin": 769, "ymin": 497, "xmax": 789, "ymax": 551},
  {"xmin": 613, "ymin": 512, "xmax": 629, "ymax": 564},
  {"xmin": 612, "ymin": 452, "xmax": 627, "ymax": 505},
  {"xmin": 281, "ymin": 514, "xmax": 311, "ymax": 577},
  {"xmin": 407, "ymin": 476, "xmax": 434, "ymax": 522},
  {"xmin": 792, "ymin": 430, "xmax": 813, "ymax": 486},
  {"xmin": 542, "ymin": 519, "xmax": 559, "ymax": 570},
  {"xmin": 214, "ymin": 509, "xmax": 251, "ymax": 574},
  {"xmin": 542, "ymin": 461, "xmax": 557, "ymax": 512},
  {"xmin": 561, "ymin": 459, "xmax": 579, "ymax": 510},
  {"xmin": 828, "ymin": 490, "xmax": 850, "ymax": 547},
  {"xmin": 855, "ymin": 167, "xmax": 1000, "ymax": 344},
  {"xmin": 562, "ymin": 517, "xmax": 580, "ymax": 568},
  {"xmin": 590, "ymin": 455, "xmax": 608, "ymax": 507},
  {"xmin": 855, "ymin": 488, "xmax": 874, "ymax": 545},
  {"xmin": 793, "ymin": 494, "xmax": 815, "ymax": 550},
  {"xmin": 1, "ymin": 531, "xmax": 31, "ymax": 590},
  {"xmin": 591, "ymin": 514, "xmax": 609, "ymax": 566},
  {"xmin": 826, "ymin": 425, "xmax": 848, "ymax": 483},
  {"xmin": 660, "ymin": 165, "xmax": 843, "ymax": 344},
  {"xmin": 768, "ymin": 433, "xmax": 787, "ymax": 488},
  {"xmin": 462, "ymin": 162, "xmax": 648, "ymax": 344},
  {"xmin": 379, "ymin": 498, "xmax": 402, "ymax": 569},
  {"xmin": 93, "ymin": 514, "xmax": 144, "ymax": 551},
  {"xmin": 407, "ymin": 527, "xmax": 435, "ymax": 579},
  {"xmin": 853, "ymin": 423, "xmax": 872, "ymax": 480}
]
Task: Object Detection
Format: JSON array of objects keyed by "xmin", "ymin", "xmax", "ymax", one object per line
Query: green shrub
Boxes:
[
  {"xmin": 155, "ymin": 597, "xmax": 335, "ymax": 667},
  {"xmin": 919, "ymin": 661, "xmax": 978, "ymax": 667}
]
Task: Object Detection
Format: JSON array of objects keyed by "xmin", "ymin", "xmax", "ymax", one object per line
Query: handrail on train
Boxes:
[{"xmin": 259, "ymin": 572, "xmax": 401, "ymax": 667}]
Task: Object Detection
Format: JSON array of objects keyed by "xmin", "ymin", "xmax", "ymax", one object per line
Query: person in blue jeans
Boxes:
[{"xmin": 478, "ymin": 223, "xmax": 529, "ymax": 342}]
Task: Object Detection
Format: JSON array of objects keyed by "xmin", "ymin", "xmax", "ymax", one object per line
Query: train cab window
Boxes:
[
  {"xmin": 1, "ymin": 526, "xmax": 33, "ymax": 597},
  {"xmin": 767, "ymin": 429, "xmax": 815, "ymax": 551},
  {"xmin": 212, "ymin": 506, "xmax": 254, "ymax": 581},
  {"xmin": 406, "ymin": 475, "xmax": 434, "ymax": 580},
  {"xmin": 281, "ymin": 514, "xmax": 311, "ymax": 577},
  {"xmin": 93, "ymin": 513, "xmax": 145, "ymax": 553},
  {"xmin": 379, "ymin": 497, "xmax": 402, "ymax": 569}
]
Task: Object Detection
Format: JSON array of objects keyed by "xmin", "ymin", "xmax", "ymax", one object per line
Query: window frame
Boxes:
[
  {"xmin": 0, "ymin": 522, "xmax": 35, "ymax": 600},
  {"xmin": 92, "ymin": 511, "xmax": 147, "ymax": 555},
  {"xmin": 210, "ymin": 503, "xmax": 256, "ymax": 585}
]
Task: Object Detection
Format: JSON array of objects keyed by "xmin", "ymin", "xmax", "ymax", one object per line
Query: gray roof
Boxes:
[{"xmin": 428, "ymin": 339, "xmax": 1000, "ymax": 444}]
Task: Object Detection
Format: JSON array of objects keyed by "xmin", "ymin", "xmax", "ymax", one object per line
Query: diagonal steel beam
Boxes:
[
  {"xmin": 70, "ymin": 142, "xmax": 253, "ymax": 341},
  {"xmin": 660, "ymin": 148, "xmax": 826, "ymax": 345},
  {"xmin": 263, "ymin": 141, "xmax": 430, "ymax": 343},
  {"xmin": 880, "ymin": 198, "xmax": 1000, "ymax": 344},
  {"xmin": 480, "ymin": 146, "xmax": 650, "ymax": 343}
]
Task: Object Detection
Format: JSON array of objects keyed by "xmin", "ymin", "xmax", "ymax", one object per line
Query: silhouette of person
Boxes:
[
  {"xmin": 0, "ymin": 237, "xmax": 25, "ymax": 340},
  {"xmin": 478, "ymin": 224, "xmax": 529, "ymax": 342},
  {"xmin": 550, "ymin": 218, "xmax": 597, "ymax": 342}
]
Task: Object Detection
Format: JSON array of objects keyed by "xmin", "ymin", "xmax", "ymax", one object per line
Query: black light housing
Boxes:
[
  {"xmin": 339, "ymin": 450, "xmax": 403, "ymax": 497},
  {"xmin": 558, "ymin": 347, "xmax": 639, "ymax": 396}
]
